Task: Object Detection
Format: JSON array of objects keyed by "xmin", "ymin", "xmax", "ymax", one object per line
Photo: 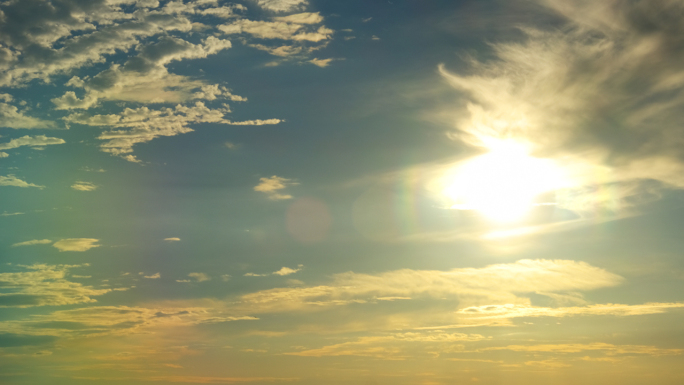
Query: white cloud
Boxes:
[
  {"xmin": 188, "ymin": 272, "xmax": 211, "ymax": 282},
  {"xmin": 164, "ymin": 237, "xmax": 181, "ymax": 241},
  {"xmin": 240, "ymin": 259, "xmax": 623, "ymax": 313},
  {"xmin": 71, "ymin": 181, "xmax": 98, "ymax": 191},
  {"xmin": 12, "ymin": 239, "xmax": 52, "ymax": 247},
  {"xmin": 274, "ymin": 12, "xmax": 323, "ymax": 24},
  {"xmin": 0, "ymin": 135, "xmax": 65, "ymax": 151},
  {"xmin": 65, "ymin": 102, "xmax": 281, "ymax": 161},
  {"xmin": 309, "ymin": 58, "xmax": 334, "ymax": 67},
  {"xmin": 253, "ymin": 175, "xmax": 298, "ymax": 200},
  {"xmin": 273, "ymin": 266, "xmax": 302, "ymax": 276},
  {"xmin": 256, "ymin": 0, "xmax": 308, "ymax": 13},
  {"xmin": 0, "ymin": 264, "xmax": 111, "ymax": 307},
  {"xmin": 0, "ymin": 175, "xmax": 44, "ymax": 189},
  {"xmin": 53, "ymin": 238, "xmax": 100, "ymax": 252},
  {"xmin": 144, "ymin": 273, "xmax": 161, "ymax": 279},
  {"xmin": 0, "ymin": 104, "xmax": 55, "ymax": 129},
  {"xmin": 437, "ymin": 0, "xmax": 684, "ymax": 212}
]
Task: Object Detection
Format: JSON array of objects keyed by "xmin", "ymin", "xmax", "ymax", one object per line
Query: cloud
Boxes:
[
  {"xmin": 12, "ymin": 239, "xmax": 52, "ymax": 248},
  {"xmin": 188, "ymin": 273, "xmax": 211, "ymax": 282},
  {"xmin": 456, "ymin": 302, "xmax": 684, "ymax": 320},
  {"xmin": 309, "ymin": 58, "xmax": 334, "ymax": 67},
  {"xmin": 287, "ymin": 332, "xmax": 487, "ymax": 359},
  {"xmin": 144, "ymin": 273, "xmax": 161, "ymax": 279},
  {"xmin": 438, "ymin": 0, "xmax": 684, "ymax": 213},
  {"xmin": 486, "ymin": 343, "xmax": 682, "ymax": 356},
  {"xmin": 0, "ymin": 304, "xmax": 257, "ymax": 338},
  {"xmin": 0, "ymin": 135, "xmax": 65, "ymax": 151},
  {"xmin": 218, "ymin": 13, "xmax": 333, "ymax": 46},
  {"xmin": 244, "ymin": 273, "xmax": 269, "ymax": 277},
  {"xmin": 52, "ymin": 238, "xmax": 100, "ymax": 252},
  {"xmin": 0, "ymin": 175, "xmax": 44, "ymax": 189},
  {"xmin": 164, "ymin": 237, "xmax": 181, "ymax": 241},
  {"xmin": 256, "ymin": 0, "xmax": 309, "ymax": 13},
  {"xmin": 0, "ymin": 104, "xmax": 55, "ymax": 129},
  {"xmin": 239, "ymin": 259, "xmax": 623, "ymax": 314},
  {"xmin": 0, "ymin": 264, "xmax": 111, "ymax": 308},
  {"xmin": 253, "ymin": 175, "xmax": 298, "ymax": 200},
  {"xmin": 273, "ymin": 266, "xmax": 302, "ymax": 276},
  {"xmin": 65, "ymin": 102, "xmax": 281, "ymax": 161},
  {"xmin": 71, "ymin": 181, "xmax": 98, "ymax": 191}
]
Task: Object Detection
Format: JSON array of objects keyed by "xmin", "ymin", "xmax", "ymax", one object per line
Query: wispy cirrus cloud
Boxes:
[
  {"xmin": 0, "ymin": 264, "xmax": 111, "ymax": 308},
  {"xmin": 11, "ymin": 239, "xmax": 51, "ymax": 248},
  {"xmin": 238, "ymin": 259, "xmax": 623, "ymax": 314},
  {"xmin": 438, "ymin": 0, "xmax": 684, "ymax": 216}
]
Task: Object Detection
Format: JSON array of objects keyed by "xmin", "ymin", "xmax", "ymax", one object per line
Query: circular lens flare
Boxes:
[{"xmin": 444, "ymin": 142, "xmax": 566, "ymax": 222}]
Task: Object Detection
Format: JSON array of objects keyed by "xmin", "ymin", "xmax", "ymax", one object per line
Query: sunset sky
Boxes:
[{"xmin": 2, "ymin": 0, "xmax": 684, "ymax": 384}]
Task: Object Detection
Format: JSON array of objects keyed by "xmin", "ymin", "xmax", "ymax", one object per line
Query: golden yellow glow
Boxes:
[{"xmin": 443, "ymin": 141, "xmax": 567, "ymax": 222}]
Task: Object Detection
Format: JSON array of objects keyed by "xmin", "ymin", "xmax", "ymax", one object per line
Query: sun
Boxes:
[{"xmin": 443, "ymin": 141, "xmax": 566, "ymax": 222}]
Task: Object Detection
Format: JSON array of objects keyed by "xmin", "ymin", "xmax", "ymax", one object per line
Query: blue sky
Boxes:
[{"xmin": 2, "ymin": 0, "xmax": 684, "ymax": 384}]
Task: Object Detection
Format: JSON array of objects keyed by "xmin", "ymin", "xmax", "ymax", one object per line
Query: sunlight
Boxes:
[{"xmin": 443, "ymin": 141, "xmax": 567, "ymax": 222}]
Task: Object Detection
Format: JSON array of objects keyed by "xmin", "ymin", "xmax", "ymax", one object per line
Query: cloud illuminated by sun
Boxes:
[{"xmin": 442, "ymin": 141, "xmax": 569, "ymax": 222}]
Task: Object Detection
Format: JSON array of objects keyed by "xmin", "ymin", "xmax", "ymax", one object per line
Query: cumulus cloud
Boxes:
[
  {"xmin": 164, "ymin": 237, "xmax": 181, "ymax": 241},
  {"xmin": 144, "ymin": 273, "xmax": 161, "ymax": 279},
  {"xmin": 52, "ymin": 238, "xmax": 100, "ymax": 252},
  {"xmin": 439, "ymin": 0, "xmax": 684, "ymax": 214},
  {"xmin": 0, "ymin": 175, "xmax": 44, "ymax": 189},
  {"xmin": 253, "ymin": 175, "xmax": 298, "ymax": 200},
  {"xmin": 12, "ymin": 239, "xmax": 52, "ymax": 247},
  {"xmin": 0, "ymin": 264, "xmax": 111, "ymax": 308},
  {"xmin": 71, "ymin": 181, "xmax": 98, "ymax": 191}
]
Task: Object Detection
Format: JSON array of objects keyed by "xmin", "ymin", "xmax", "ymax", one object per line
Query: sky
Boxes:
[{"xmin": 2, "ymin": 0, "xmax": 684, "ymax": 384}]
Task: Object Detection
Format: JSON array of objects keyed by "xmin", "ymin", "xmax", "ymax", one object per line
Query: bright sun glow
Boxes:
[{"xmin": 443, "ymin": 142, "xmax": 567, "ymax": 222}]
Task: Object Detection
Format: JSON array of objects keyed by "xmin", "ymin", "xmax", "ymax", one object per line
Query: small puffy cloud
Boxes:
[
  {"xmin": 244, "ymin": 272, "xmax": 269, "ymax": 277},
  {"xmin": 0, "ymin": 175, "xmax": 44, "ymax": 189},
  {"xmin": 273, "ymin": 266, "xmax": 302, "ymax": 276},
  {"xmin": 224, "ymin": 141, "xmax": 239, "ymax": 150},
  {"xmin": 53, "ymin": 238, "xmax": 100, "ymax": 252},
  {"xmin": 12, "ymin": 239, "xmax": 52, "ymax": 247},
  {"xmin": 0, "ymin": 135, "xmax": 65, "ymax": 151},
  {"xmin": 221, "ymin": 274, "xmax": 231, "ymax": 281},
  {"xmin": 0, "ymin": 152, "xmax": 8, "ymax": 158},
  {"xmin": 144, "ymin": 273, "xmax": 161, "ymax": 279},
  {"xmin": 256, "ymin": 0, "xmax": 308, "ymax": 12},
  {"xmin": 254, "ymin": 175, "xmax": 298, "ymax": 200},
  {"xmin": 164, "ymin": 237, "xmax": 181, "ymax": 241},
  {"xmin": 188, "ymin": 272, "xmax": 211, "ymax": 282},
  {"xmin": 71, "ymin": 181, "xmax": 98, "ymax": 191},
  {"xmin": 309, "ymin": 58, "xmax": 334, "ymax": 68}
]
